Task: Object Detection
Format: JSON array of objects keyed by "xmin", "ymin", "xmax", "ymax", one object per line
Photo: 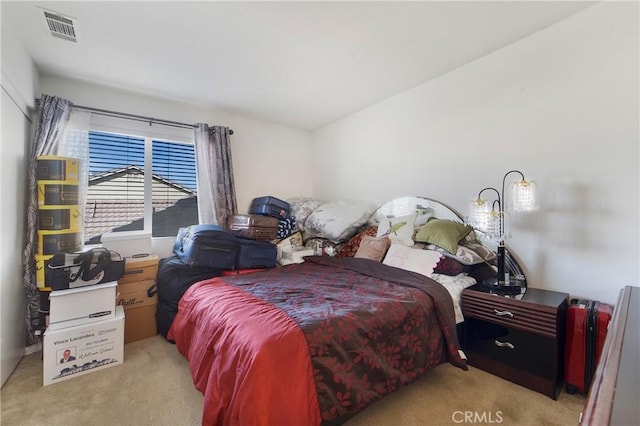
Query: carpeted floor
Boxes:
[{"xmin": 1, "ymin": 335, "xmax": 584, "ymax": 425}]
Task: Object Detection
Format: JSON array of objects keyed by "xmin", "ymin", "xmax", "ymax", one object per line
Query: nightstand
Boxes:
[{"xmin": 461, "ymin": 285, "xmax": 569, "ymax": 399}]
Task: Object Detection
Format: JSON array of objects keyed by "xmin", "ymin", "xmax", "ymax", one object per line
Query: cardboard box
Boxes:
[
  {"xmin": 117, "ymin": 278, "xmax": 158, "ymax": 343},
  {"xmin": 122, "ymin": 304, "xmax": 157, "ymax": 344},
  {"xmin": 37, "ymin": 155, "xmax": 80, "ymax": 182},
  {"xmin": 119, "ymin": 254, "xmax": 159, "ymax": 285},
  {"xmin": 43, "ymin": 306, "xmax": 124, "ymax": 386},
  {"xmin": 48, "ymin": 281, "xmax": 117, "ymax": 330},
  {"xmin": 37, "ymin": 183, "xmax": 79, "ymax": 206},
  {"xmin": 37, "ymin": 229, "xmax": 83, "ymax": 255},
  {"xmin": 117, "ymin": 279, "xmax": 157, "ymax": 310},
  {"xmin": 38, "ymin": 205, "xmax": 83, "ymax": 231}
]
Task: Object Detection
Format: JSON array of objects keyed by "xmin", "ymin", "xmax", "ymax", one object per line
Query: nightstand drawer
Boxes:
[
  {"xmin": 462, "ymin": 292, "xmax": 559, "ymax": 338},
  {"xmin": 465, "ymin": 317, "xmax": 555, "ymax": 379},
  {"xmin": 461, "ymin": 286, "xmax": 568, "ymax": 399}
]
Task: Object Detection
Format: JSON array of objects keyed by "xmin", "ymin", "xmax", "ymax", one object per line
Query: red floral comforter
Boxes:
[{"xmin": 168, "ymin": 256, "xmax": 467, "ymax": 425}]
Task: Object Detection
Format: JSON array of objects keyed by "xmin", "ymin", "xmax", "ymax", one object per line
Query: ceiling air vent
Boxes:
[{"xmin": 43, "ymin": 10, "xmax": 78, "ymax": 42}]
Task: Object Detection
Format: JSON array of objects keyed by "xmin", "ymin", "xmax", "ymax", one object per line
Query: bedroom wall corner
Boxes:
[
  {"xmin": 310, "ymin": 1, "xmax": 639, "ymax": 305},
  {"xmin": 0, "ymin": 34, "xmax": 37, "ymax": 384}
]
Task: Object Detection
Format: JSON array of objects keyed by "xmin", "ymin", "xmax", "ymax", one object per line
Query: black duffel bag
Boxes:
[
  {"xmin": 155, "ymin": 255, "xmax": 221, "ymax": 341},
  {"xmin": 46, "ymin": 248, "xmax": 126, "ymax": 291}
]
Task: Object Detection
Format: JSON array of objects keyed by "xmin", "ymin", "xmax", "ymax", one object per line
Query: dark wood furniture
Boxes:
[
  {"xmin": 581, "ymin": 285, "xmax": 639, "ymax": 425},
  {"xmin": 461, "ymin": 285, "xmax": 569, "ymax": 399}
]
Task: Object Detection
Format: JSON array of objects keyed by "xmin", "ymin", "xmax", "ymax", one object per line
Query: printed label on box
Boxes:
[
  {"xmin": 117, "ymin": 279, "xmax": 157, "ymax": 310},
  {"xmin": 43, "ymin": 306, "xmax": 124, "ymax": 386}
]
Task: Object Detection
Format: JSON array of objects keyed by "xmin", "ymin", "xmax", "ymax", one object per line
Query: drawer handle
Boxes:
[
  {"xmin": 494, "ymin": 340, "xmax": 515, "ymax": 350},
  {"xmin": 493, "ymin": 309, "xmax": 514, "ymax": 318}
]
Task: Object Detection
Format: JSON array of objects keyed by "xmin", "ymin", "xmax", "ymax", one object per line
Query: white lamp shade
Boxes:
[
  {"xmin": 509, "ymin": 180, "xmax": 538, "ymax": 212},
  {"xmin": 485, "ymin": 211, "xmax": 503, "ymax": 241},
  {"xmin": 467, "ymin": 198, "xmax": 490, "ymax": 231}
]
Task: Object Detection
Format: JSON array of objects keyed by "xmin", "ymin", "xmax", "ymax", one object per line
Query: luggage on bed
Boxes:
[
  {"xmin": 155, "ymin": 255, "xmax": 222, "ymax": 340},
  {"xmin": 248, "ymin": 196, "xmax": 290, "ymax": 220},
  {"xmin": 173, "ymin": 225, "xmax": 239, "ymax": 270},
  {"xmin": 565, "ymin": 299, "xmax": 613, "ymax": 394},
  {"xmin": 229, "ymin": 214, "xmax": 279, "ymax": 240},
  {"xmin": 236, "ymin": 238, "xmax": 277, "ymax": 269}
]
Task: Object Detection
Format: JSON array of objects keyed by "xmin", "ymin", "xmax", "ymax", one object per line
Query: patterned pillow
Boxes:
[
  {"xmin": 376, "ymin": 214, "xmax": 416, "ymax": 246},
  {"xmin": 304, "ymin": 237, "xmax": 344, "ymax": 256},
  {"xmin": 354, "ymin": 236, "xmax": 391, "ymax": 262},
  {"xmin": 276, "ymin": 231, "xmax": 303, "ymax": 257},
  {"xmin": 430, "ymin": 273, "xmax": 477, "ymax": 323},
  {"xmin": 426, "ymin": 243, "xmax": 493, "ymax": 266},
  {"xmin": 462, "ymin": 241, "xmax": 497, "ymax": 263},
  {"xmin": 304, "ymin": 200, "xmax": 376, "ymax": 243},
  {"xmin": 335, "ymin": 227, "xmax": 378, "ymax": 258},
  {"xmin": 287, "ymin": 197, "xmax": 324, "ymax": 233}
]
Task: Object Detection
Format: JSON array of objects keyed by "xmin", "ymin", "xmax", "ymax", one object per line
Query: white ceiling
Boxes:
[{"xmin": 2, "ymin": 1, "xmax": 594, "ymax": 130}]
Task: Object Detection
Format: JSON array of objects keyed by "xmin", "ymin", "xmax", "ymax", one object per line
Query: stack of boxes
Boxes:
[
  {"xmin": 35, "ymin": 155, "xmax": 83, "ymax": 328},
  {"xmin": 43, "ymin": 282, "xmax": 125, "ymax": 386},
  {"xmin": 36, "ymin": 155, "xmax": 128, "ymax": 386},
  {"xmin": 41, "ymin": 253, "xmax": 160, "ymax": 386},
  {"xmin": 117, "ymin": 254, "xmax": 160, "ymax": 344},
  {"xmin": 37, "ymin": 157, "xmax": 161, "ymax": 385}
]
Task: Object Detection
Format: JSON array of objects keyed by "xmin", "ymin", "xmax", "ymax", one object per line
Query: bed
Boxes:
[{"xmin": 167, "ymin": 197, "xmax": 519, "ymax": 425}]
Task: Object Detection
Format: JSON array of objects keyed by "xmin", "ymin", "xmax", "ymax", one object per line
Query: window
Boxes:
[
  {"xmin": 85, "ymin": 130, "xmax": 197, "ymax": 243},
  {"xmin": 151, "ymin": 140, "xmax": 198, "ymax": 237}
]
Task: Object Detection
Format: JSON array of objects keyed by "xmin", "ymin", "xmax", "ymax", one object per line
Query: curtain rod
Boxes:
[{"xmin": 35, "ymin": 98, "xmax": 234, "ymax": 134}]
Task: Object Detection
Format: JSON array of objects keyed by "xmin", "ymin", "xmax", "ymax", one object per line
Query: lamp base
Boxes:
[{"xmin": 481, "ymin": 277, "xmax": 525, "ymax": 295}]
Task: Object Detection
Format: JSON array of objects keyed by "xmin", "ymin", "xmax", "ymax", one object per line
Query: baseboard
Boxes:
[{"xmin": 25, "ymin": 342, "xmax": 42, "ymax": 355}]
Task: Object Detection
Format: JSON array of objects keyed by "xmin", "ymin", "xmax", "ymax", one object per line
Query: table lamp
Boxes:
[{"xmin": 466, "ymin": 170, "xmax": 538, "ymax": 294}]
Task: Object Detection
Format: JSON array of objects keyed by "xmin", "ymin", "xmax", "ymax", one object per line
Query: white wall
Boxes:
[
  {"xmin": 0, "ymin": 90, "xmax": 31, "ymax": 386},
  {"xmin": 38, "ymin": 74, "xmax": 314, "ymax": 213},
  {"xmin": 0, "ymin": 34, "xmax": 37, "ymax": 384},
  {"xmin": 38, "ymin": 75, "xmax": 314, "ymax": 256},
  {"xmin": 311, "ymin": 2, "xmax": 639, "ymax": 305}
]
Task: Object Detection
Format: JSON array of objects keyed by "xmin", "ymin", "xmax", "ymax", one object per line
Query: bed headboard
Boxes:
[
  {"xmin": 368, "ymin": 196, "xmax": 527, "ymax": 288},
  {"xmin": 369, "ymin": 196, "xmax": 463, "ymax": 224}
]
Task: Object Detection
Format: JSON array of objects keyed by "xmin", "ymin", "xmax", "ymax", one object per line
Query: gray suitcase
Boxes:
[{"xmin": 248, "ymin": 196, "xmax": 290, "ymax": 220}]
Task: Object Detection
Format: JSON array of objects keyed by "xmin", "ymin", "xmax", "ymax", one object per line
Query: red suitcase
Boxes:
[{"xmin": 564, "ymin": 299, "xmax": 613, "ymax": 394}]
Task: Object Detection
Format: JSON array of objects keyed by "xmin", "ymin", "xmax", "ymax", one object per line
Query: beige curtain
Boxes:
[
  {"xmin": 193, "ymin": 124, "xmax": 237, "ymax": 228},
  {"xmin": 23, "ymin": 95, "xmax": 90, "ymax": 345}
]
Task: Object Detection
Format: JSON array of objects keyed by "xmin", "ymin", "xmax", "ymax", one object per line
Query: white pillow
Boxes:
[
  {"xmin": 382, "ymin": 245, "xmax": 442, "ymax": 278},
  {"xmin": 304, "ymin": 200, "xmax": 376, "ymax": 243},
  {"xmin": 376, "ymin": 214, "xmax": 416, "ymax": 246}
]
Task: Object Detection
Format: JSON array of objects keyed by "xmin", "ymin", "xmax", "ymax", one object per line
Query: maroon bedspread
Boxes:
[{"xmin": 169, "ymin": 256, "xmax": 467, "ymax": 425}]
